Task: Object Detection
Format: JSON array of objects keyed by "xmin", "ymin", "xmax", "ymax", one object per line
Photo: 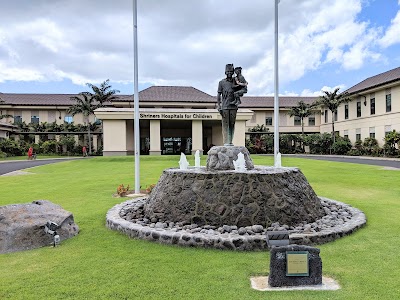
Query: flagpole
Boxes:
[
  {"xmin": 273, "ymin": 0, "xmax": 280, "ymax": 167},
  {"xmin": 133, "ymin": 0, "xmax": 140, "ymax": 193}
]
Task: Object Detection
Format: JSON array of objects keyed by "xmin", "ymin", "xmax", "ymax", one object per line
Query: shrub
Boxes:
[
  {"xmin": 41, "ymin": 140, "xmax": 59, "ymax": 154},
  {"xmin": 303, "ymin": 133, "xmax": 332, "ymax": 154},
  {"xmin": 0, "ymin": 139, "xmax": 23, "ymax": 156},
  {"xmin": 332, "ymin": 136, "xmax": 352, "ymax": 155},
  {"xmin": 117, "ymin": 184, "xmax": 130, "ymax": 197},
  {"xmin": 383, "ymin": 130, "xmax": 400, "ymax": 157},
  {"xmin": 363, "ymin": 137, "xmax": 381, "ymax": 156}
]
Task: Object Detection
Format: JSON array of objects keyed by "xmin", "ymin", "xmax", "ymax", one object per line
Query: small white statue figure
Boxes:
[
  {"xmin": 233, "ymin": 152, "xmax": 247, "ymax": 172},
  {"xmin": 195, "ymin": 150, "xmax": 201, "ymax": 168},
  {"xmin": 179, "ymin": 152, "xmax": 189, "ymax": 170}
]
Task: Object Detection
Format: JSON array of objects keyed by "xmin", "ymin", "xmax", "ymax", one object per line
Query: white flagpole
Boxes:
[
  {"xmin": 133, "ymin": 0, "xmax": 140, "ymax": 193},
  {"xmin": 273, "ymin": 0, "xmax": 280, "ymax": 167}
]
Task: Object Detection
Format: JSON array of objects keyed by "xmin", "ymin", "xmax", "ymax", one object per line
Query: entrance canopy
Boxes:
[{"xmin": 95, "ymin": 108, "xmax": 253, "ymax": 156}]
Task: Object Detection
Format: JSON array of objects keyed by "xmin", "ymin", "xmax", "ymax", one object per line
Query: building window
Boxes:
[
  {"xmin": 356, "ymin": 128, "xmax": 361, "ymax": 141},
  {"xmin": 64, "ymin": 115, "xmax": 73, "ymax": 123},
  {"xmin": 294, "ymin": 116, "xmax": 301, "ymax": 126},
  {"xmin": 344, "ymin": 130, "xmax": 349, "ymax": 139},
  {"xmin": 370, "ymin": 98, "xmax": 375, "ymax": 115},
  {"xmin": 385, "ymin": 125, "xmax": 392, "ymax": 136},
  {"xmin": 334, "ymin": 111, "xmax": 338, "ymax": 121},
  {"xmin": 356, "ymin": 101, "xmax": 361, "ymax": 117},
  {"xmin": 308, "ymin": 116, "xmax": 315, "ymax": 126},
  {"xmin": 369, "ymin": 127, "xmax": 375, "ymax": 139},
  {"xmin": 386, "ymin": 94, "xmax": 391, "ymax": 112},
  {"xmin": 31, "ymin": 112, "xmax": 39, "ymax": 124},
  {"xmin": 265, "ymin": 117, "xmax": 272, "ymax": 126},
  {"xmin": 324, "ymin": 110, "xmax": 328, "ymax": 123},
  {"xmin": 48, "ymin": 111, "xmax": 56, "ymax": 123},
  {"xmin": 14, "ymin": 111, "xmax": 22, "ymax": 123},
  {"xmin": 344, "ymin": 104, "xmax": 349, "ymax": 119}
]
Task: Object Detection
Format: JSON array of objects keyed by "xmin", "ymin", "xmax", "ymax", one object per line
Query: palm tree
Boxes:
[
  {"xmin": 288, "ymin": 100, "xmax": 319, "ymax": 136},
  {"xmin": 86, "ymin": 79, "xmax": 120, "ymax": 104},
  {"xmin": 68, "ymin": 80, "xmax": 119, "ymax": 155},
  {"xmin": 68, "ymin": 93, "xmax": 102, "ymax": 155},
  {"xmin": 316, "ymin": 88, "xmax": 351, "ymax": 143}
]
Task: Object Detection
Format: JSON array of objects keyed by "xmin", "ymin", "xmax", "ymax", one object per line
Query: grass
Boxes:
[
  {"xmin": 0, "ymin": 155, "xmax": 81, "ymax": 161},
  {"xmin": 0, "ymin": 155, "xmax": 399, "ymax": 299}
]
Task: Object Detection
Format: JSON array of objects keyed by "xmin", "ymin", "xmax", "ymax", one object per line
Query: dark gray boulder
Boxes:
[
  {"xmin": 206, "ymin": 146, "xmax": 254, "ymax": 170},
  {"xmin": 0, "ymin": 200, "xmax": 79, "ymax": 254}
]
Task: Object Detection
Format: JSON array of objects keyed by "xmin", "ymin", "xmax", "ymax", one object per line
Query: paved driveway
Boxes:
[
  {"xmin": 0, "ymin": 158, "xmax": 84, "ymax": 176},
  {"xmin": 288, "ymin": 154, "xmax": 400, "ymax": 169}
]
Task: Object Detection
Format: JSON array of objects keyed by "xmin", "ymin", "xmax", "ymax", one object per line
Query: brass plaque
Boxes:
[{"xmin": 286, "ymin": 251, "xmax": 309, "ymax": 276}]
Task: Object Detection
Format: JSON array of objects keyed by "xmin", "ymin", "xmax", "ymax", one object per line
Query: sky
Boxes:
[{"xmin": 0, "ymin": 0, "xmax": 399, "ymax": 97}]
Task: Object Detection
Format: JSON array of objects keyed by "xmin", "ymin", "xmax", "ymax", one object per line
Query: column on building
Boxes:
[
  {"xmin": 232, "ymin": 120, "xmax": 246, "ymax": 147},
  {"xmin": 191, "ymin": 120, "xmax": 203, "ymax": 155},
  {"xmin": 102, "ymin": 120, "xmax": 127, "ymax": 156},
  {"xmin": 92, "ymin": 135, "xmax": 98, "ymax": 152},
  {"xmin": 149, "ymin": 120, "xmax": 161, "ymax": 155}
]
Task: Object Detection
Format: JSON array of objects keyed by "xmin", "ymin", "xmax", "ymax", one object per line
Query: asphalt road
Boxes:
[
  {"xmin": 289, "ymin": 154, "xmax": 400, "ymax": 169},
  {"xmin": 0, "ymin": 158, "xmax": 84, "ymax": 175}
]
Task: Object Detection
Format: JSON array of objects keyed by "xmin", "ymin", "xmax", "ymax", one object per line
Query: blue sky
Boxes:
[{"xmin": 0, "ymin": 0, "xmax": 399, "ymax": 97}]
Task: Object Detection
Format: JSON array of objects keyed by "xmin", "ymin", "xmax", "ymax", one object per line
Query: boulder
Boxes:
[{"xmin": 0, "ymin": 200, "xmax": 79, "ymax": 254}]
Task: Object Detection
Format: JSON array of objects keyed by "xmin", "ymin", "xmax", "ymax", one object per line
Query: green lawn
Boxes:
[
  {"xmin": 0, "ymin": 155, "xmax": 399, "ymax": 300},
  {"xmin": 0, "ymin": 155, "xmax": 81, "ymax": 161}
]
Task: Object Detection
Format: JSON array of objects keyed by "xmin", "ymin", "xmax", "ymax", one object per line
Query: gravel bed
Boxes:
[{"xmin": 106, "ymin": 196, "xmax": 366, "ymax": 251}]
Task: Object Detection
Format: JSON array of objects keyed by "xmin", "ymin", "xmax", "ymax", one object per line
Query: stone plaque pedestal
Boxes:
[{"xmin": 268, "ymin": 245, "xmax": 322, "ymax": 287}]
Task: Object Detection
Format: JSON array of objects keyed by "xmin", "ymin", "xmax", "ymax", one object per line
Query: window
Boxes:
[
  {"xmin": 369, "ymin": 127, "xmax": 375, "ymax": 139},
  {"xmin": 356, "ymin": 128, "xmax": 361, "ymax": 141},
  {"xmin": 344, "ymin": 104, "xmax": 349, "ymax": 119},
  {"xmin": 94, "ymin": 117, "xmax": 102, "ymax": 125},
  {"xmin": 385, "ymin": 125, "xmax": 392, "ymax": 137},
  {"xmin": 14, "ymin": 111, "xmax": 22, "ymax": 123},
  {"xmin": 357, "ymin": 101, "xmax": 361, "ymax": 117},
  {"xmin": 370, "ymin": 98, "xmax": 375, "ymax": 115},
  {"xmin": 344, "ymin": 130, "xmax": 349, "ymax": 139},
  {"xmin": 48, "ymin": 111, "xmax": 56, "ymax": 123},
  {"xmin": 64, "ymin": 115, "xmax": 73, "ymax": 123},
  {"xmin": 308, "ymin": 116, "xmax": 315, "ymax": 126},
  {"xmin": 324, "ymin": 110, "xmax": 328, "ymax": 123},
  {"xmin": 334, "ymin": 111, "xmax": 338, "ymax": 121},
  {"xmin": 265, "ymin": 117, "xmax": 272, "ymax": 126},
  {"xmin": 31, "ymin": 111, "xmax": 39, "ymax": 124},
  {"xmin": 294, "ymin": 116, "xmax": 301, "ymax": 126},
  {"xmin": 386, "ymin": 94, "xmax": 391, "ymax": 112}
]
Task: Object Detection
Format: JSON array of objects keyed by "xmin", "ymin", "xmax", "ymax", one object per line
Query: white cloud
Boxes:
[
  {"xmin": 379, "ymin": 10, "xmax": 400, "ymax": 47},
  {"xmin": 0, "ymin": 0, "xmax": 396, "ymax": 95}
]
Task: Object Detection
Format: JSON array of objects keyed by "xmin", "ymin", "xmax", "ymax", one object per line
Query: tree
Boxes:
[
  {"xmin": 68, "ymin": 80, "xmax": 119, "ymax": 155},
  {"xmin": 288, "ymin": 100, "xmax": 319, "ymax": 150},
  {"xmin": 316, "ymin": 88, "xmax": 351, "ymax": 143},
  {"xmin": 68, "ymin": 93, "xmax": 100, "ymax": 155},
  {"xmin": 86, "ymin": 79, "xmax": 120, "ymax": 104}
]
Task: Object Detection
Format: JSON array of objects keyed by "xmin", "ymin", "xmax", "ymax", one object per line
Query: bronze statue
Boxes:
[{"xmin": 217, "ymin": 64, "xmax": 247, "ymax": 145}]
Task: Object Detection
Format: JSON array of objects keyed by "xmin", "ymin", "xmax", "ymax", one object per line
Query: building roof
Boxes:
[
  {"xmin": 0, "ymin": 86, "xmax": 217, "ymax": 106},
  {"xmin": 0, "ymin": 93, "xmax": 78, "ymax": 106},
  {"xmin": 240, "ymin": 96, "xmax": 317, "ymax": 108},
  {"xmin": 344, "ymin": 66, "xmax": 400, "ymax": 95},
  {"xmin": 115, "ymin": 86, "xmax": 216, "ymax": 103}
]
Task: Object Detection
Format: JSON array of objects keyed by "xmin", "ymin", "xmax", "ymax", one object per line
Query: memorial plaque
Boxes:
[{"xmin": 286, "ymin": 251, "xmax": 309, "ymax": 276}]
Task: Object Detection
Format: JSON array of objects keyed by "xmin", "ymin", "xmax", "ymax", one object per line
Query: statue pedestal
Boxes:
[{"xmin": 206, "ymin": 146, "xmax": 254, "ymax": 171}]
